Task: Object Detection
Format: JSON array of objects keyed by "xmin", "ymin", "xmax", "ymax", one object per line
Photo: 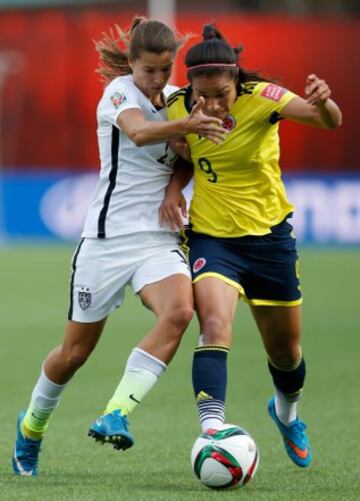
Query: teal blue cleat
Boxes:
[
  {"xmin": 12, "ymin": 411, "xmax": 42, "ymax": 476},
  {"xmin": 88, "ymin": 410, "xmax": 134, "ymax": 451},
  {"xmin": 268, "ymin": 397, "xmax": 311, "ymax": 468}
]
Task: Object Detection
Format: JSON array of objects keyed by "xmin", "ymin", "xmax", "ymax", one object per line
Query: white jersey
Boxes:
[{"xmin": 82, "ymin": 74, "xmax": 179, "ymax": 238}]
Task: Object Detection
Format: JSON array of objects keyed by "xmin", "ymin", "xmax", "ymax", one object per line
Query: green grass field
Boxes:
[{"xmin": 0, "ymin": 246, "xmax": 359, "ymax": 500}]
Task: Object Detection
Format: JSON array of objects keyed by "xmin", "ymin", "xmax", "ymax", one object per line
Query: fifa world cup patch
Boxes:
[
  {"xmin": 193, "ymin": 257, "xmax": 206, "ymax": 273},
  {"xmin": 78, "ymin": 288, "xmax": 92, "ymax": 310},
  {"xmin": 111, "ymin": 90, "xmax": 127, "ymax": 108},
  {"xmin": 260, "ymin": 84, "xmax": 287, "ymax": 102}
]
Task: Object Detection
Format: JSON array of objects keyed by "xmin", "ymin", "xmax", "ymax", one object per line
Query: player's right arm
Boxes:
[
  {"xmin": 159, "ymin": 156, "xmax": 194, "ymax": 230},
  {"xmin": 159, "ymin": 92, "xmax": 197, "ymax": 230},
  {"xmin": 117, "ymin": 97, "xmax": 227, "ymax": 146}
]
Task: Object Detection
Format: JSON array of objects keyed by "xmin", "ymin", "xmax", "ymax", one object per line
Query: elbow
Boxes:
[
  {"xmin": 127, "ymin": 129, "xmax": 147, "ymax": 147},
  {"xmin": 133, "ymin": 137, "xmax": 146, "ymax": 147},
  {"xmin": 131, "ymin": 132, "xmax": 146, "ymax": 147}
]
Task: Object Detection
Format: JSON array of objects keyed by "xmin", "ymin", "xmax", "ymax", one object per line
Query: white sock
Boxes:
[
  {"xmin": 201, "ymin": 417, "xmax": 225, "ymax": 433},
  {"xmin": 23, "ymin": 366, "xmax": 67, "ymax": 435},
  {"xmin": 105, "ymin": 348, "xmax": 167, "ymax": 415},
  {"xmin": 274, "ymin": 388, "xmax": 298, "ymax": 426}
]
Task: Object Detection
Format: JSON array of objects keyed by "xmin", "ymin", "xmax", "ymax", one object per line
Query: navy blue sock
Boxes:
[
  {"xmin": 192, "ymin": 346, "xmax": 229, "ymax": 429},
  {"xmin": 268, "ymin": 357, "xmax": 306, "ymax": 399}
]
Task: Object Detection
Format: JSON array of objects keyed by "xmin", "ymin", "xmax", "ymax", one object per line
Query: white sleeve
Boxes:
[
  {"xmin": 99, "ymin": 83, "xmax": 142, "ymax": 126},
  {"xmin": 164, "ymin": 84, "xmax": 179, "ymax": 98}
]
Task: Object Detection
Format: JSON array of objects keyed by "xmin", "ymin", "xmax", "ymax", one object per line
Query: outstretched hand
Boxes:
[
  {"xmin": 186, "ymin": 97, "xmax": 228, "ymax": 144},
  {"xmin": 305, "ymin": 74, "xmax": 331, "ymax": 105}
]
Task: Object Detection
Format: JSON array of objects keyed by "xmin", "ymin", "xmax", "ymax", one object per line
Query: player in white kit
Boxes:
[{"xmin": 12, "ymin": 18, "xmax": 227, "ymax": 476}]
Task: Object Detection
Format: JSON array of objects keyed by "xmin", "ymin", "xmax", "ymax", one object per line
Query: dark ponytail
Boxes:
[
  {"xmin": 202, "ymin": 23, "xmax": 228, "ymax": 43},
  {"xmin": 185, "ymin": 22, "xmax": 268, "ymax": 84}
]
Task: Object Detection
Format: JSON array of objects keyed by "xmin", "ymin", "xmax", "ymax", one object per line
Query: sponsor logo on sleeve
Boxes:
[
  {"xmin": 111, "ymin": 90, "xmax": 127, "ymax": 108},
  {"xmin": 260, "ymin": 84, "xmax": 287, "ymax": 102}
]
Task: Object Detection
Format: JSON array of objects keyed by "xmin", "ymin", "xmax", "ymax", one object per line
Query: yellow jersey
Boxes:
[{"xmin": 167, "ymin": 81, "xmax": 297, "ymax": 237}]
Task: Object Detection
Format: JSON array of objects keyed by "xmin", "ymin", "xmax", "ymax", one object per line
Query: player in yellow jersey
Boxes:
[{"xmin": 161, "ymin": 23, "xmax": 342, "ymax": 468}]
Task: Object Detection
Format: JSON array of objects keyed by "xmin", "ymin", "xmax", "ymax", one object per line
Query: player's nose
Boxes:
[
  {"xmin": 205, "ymin": 98, "xmax": 221, "ymax": 113},
  {"xmin": 205, "ymin": 99, "xmax": 221, "ymax": 115},
  {"xmin": 153, "ymin": 72, "xmax": 166, "ymax": 86}
]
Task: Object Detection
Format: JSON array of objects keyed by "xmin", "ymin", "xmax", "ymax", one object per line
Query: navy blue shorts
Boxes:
[{"xmin": 185, "ymin": 216, "xmax": 302, "ymax": 306}]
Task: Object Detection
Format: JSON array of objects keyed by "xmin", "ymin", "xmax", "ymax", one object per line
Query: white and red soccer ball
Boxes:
[{"xmin": 191, "ymin": 425, "xmax": 259, "ymax": 489}]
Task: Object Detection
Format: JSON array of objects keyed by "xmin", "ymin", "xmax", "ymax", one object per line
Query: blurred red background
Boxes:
[{"xmin": 0, "ymin": 8, "xmax": 358, "ymax": 171}]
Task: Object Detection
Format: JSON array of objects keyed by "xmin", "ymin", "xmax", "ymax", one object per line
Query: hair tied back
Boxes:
[
  {"xmin": 202, "ymin": 23, "xmax": 219, "ymax": 41},
  {"xmin": 130, "ymin": 16, "xmax": 148, "ymax": 33}
]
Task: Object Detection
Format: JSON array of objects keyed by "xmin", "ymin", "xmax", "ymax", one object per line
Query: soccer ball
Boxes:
[{"xmin": 191, "ymin": 425, "xmax": 259, "ymax": 489}]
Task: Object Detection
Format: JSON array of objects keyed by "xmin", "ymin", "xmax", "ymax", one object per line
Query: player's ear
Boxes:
[
  {"xmin": 234, "ymin": 69, "xmax": 240, "ymax": 85},
  {"xmin": 128, "ymin": 57, "xmax": 135, "ymax": 72}
]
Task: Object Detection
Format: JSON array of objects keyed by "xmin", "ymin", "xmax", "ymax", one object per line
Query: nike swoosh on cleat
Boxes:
[
  {"xmin": 286, "ymin": 439, "xmax": 308, "ymax": 459},
  {"xmin": 129, "ymin": 394, "xmax": 140, "ymax": 403}
]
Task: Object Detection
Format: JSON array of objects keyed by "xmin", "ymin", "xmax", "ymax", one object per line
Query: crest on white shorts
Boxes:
[
  {"xmin": 193, "ymin": 257, "xmax": 206, "ymax": 273},
  {"xmin": 78, "ymin": 288, "xmax": 92, "ymax": 310}
]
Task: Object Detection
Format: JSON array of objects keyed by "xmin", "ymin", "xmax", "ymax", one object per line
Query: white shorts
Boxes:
[{"xmin": 68, "ymin": 232, "xmax": 191, "ymax": 322}]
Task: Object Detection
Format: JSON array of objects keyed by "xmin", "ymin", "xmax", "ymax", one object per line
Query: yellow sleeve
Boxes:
[
  {"xmin": 252, "ymin": 82, "xmax": 298, "ymax": 122},
  {"xmin": 166, "ymin": 87, "xmax": 190, "ymax": 123},
  {"xmin": 166, "ymin": 104, "xmax": 176, "ymax": 121}
]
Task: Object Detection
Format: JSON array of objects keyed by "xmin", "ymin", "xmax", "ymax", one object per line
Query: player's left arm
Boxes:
[{"xmin": 280, "ymin": 74, "xmax": 342, "ymax": 129}]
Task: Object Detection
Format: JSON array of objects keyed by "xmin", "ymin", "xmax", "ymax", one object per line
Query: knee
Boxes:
[
  {"xmin": 60, "ymin": 345, "xmax": 93, "ymax": 370},
  {"xmin": 268, "ymin": 343, "xmax": 302, "ymax": 368},
  {"xmin": 201, "ymin": 316, "xmax": 231, "ymax": 345},
  {"xmin": 165, "ymin": 304, "xmax": 194, "ymax": 332}
]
